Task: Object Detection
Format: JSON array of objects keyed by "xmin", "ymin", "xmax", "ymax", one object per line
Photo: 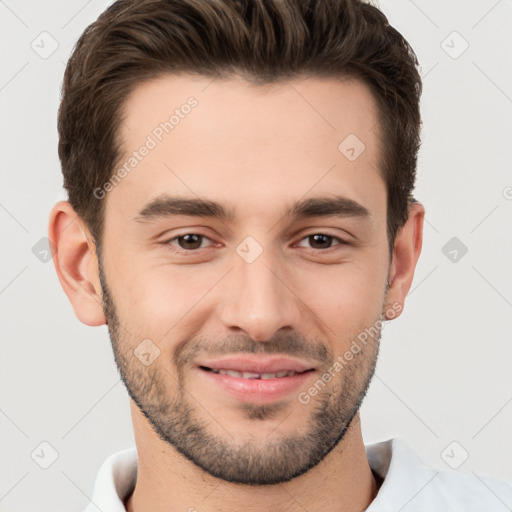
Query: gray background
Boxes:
[{"xmin": 1, "ymin": 0, "xmax": 511, "ymax": 510}]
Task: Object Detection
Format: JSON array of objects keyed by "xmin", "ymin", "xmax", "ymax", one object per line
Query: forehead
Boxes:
[
  {"xmin": 120, "ymin": 73, "xmax": 381, "ymax": 150},
  {"xmin": 108, "ymin": 73, "xmax": 385, "ymax": 223}
]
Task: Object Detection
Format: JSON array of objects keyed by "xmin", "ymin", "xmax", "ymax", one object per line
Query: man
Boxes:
[{"xmin": 48, "ymin": 0, "xmax": 511, "ymax": 510}]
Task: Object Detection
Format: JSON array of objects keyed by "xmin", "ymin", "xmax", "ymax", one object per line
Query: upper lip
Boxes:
[{"xmin": 196, "ymin": 355, "xmax": 317, "ymax": 374}]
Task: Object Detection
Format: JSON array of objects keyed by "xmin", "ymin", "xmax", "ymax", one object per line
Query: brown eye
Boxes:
[
  {"xmin": 171, "ymin": 234, "xmax": 209, "ymax": 250},
  {"xmin": 295, "ymin": 233, "xmax": 349, "ymax": 251},
  {"xmin": 308, "ymin": 234, "xmax": 334, "ymax": 249}
]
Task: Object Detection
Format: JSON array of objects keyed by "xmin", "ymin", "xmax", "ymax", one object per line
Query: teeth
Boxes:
[
  {"xmin": 226, "ymin": 370, "xmax": 244, "ymax": 378},
  {"xmin": 212, "ymin": 369, "xmax": 298, "ymax": 379},
  {"xmin": 240, "ymin": 371, "xmax": 259, "ymax": 379}
]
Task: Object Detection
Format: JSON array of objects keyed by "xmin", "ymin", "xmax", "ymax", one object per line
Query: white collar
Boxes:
[{"xmin": 84, "ymin": 438, "xmax": 511, "ymax": 511}]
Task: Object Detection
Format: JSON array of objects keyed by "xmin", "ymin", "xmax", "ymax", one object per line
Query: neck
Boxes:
[{"xmin": 125, "ymin": 404, "xmax": 380, "ymax": 512}]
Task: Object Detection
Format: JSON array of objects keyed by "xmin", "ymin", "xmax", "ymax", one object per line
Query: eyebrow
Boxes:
[{"xmin": 135, "ymin": 194, "xmax": 370, "ymax": 223}]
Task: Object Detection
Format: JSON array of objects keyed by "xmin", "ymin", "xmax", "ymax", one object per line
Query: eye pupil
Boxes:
[
  {"xmin": 309, "ymin": 234, "xmax": 332, "ymax": 249},
  {"xmin": 179, "ymin": 234, "xmax": 202, "ymax": 250}
]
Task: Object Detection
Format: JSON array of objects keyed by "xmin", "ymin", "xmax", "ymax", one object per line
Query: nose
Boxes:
[{"xmin": 217, "ymin": 249, "xmax": 302, "ymax": 342}]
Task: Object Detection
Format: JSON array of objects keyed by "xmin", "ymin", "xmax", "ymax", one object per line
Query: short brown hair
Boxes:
[{"xmin": 58, "ymin": 0, "xmax": 422, "ymax": 251}]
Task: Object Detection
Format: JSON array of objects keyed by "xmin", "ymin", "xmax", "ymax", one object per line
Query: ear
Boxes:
[
  {"xmin": 384, "ymin": 201, "xmax": 425, "ymax": 320},
  {"xmin": 48, "ymin": 201, "xmax": 106, "ymax": 326}
]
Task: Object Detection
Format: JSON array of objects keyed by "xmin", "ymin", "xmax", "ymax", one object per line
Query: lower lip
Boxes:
[{"xmin": 197, "ymin": 368, "xmax": 315, "ymax": 403}]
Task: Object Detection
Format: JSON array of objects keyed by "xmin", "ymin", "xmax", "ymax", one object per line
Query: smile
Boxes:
[{"xmin": 200, "ymin": 367, "xmax": 308, "ymax": 379}]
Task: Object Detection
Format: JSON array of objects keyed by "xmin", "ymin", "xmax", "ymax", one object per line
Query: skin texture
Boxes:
[{"xmin": 49, "ymin": 74, "xmax": 424, "ymax": 512}]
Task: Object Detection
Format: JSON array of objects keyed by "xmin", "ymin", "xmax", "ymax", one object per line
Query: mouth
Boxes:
[
  {"xmin": 195, "ymin": 356, "xmax": 318, "ymax": 403},
  {"xmin": 199, "ymin": 366, "xmax": 312, "ymax": 380}
]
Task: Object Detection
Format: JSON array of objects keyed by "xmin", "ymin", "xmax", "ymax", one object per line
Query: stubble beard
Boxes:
[{"xmin": 98, "ymin": 258, "xmax": 383, "ymax": 485}]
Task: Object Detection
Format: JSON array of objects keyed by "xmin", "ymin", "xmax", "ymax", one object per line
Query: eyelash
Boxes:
[{"xmin": 164, "ymin": 232, "xmax": 349, "ymax": 253}]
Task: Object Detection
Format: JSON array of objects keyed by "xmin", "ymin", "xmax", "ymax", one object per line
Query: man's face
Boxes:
[{"xmin": 99, "ymin": 74, "xmax": 391, "ymax": 484}]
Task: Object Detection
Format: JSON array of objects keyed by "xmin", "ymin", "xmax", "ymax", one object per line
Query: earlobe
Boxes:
[
  {"xmin": 48, "ymin": 201, "xmax": 106, "ymax": 326},
  {"xmin": 384, "ymin": 202, "xmax": 425, "ymax": 320}
]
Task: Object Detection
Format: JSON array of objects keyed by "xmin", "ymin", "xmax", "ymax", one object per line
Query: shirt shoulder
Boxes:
[{"xmin": 365, "ymin": 438, "xmax": 511, "ymax": 512}]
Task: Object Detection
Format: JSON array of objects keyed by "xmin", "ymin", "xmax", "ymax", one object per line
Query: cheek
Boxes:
[
  {"xmin": 108, "ymin": 260, "xmax": 220, "ymax": 340},
  {"xmin": 294, "ymin": 260, "xmax": 387, "ymax": 342}
]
